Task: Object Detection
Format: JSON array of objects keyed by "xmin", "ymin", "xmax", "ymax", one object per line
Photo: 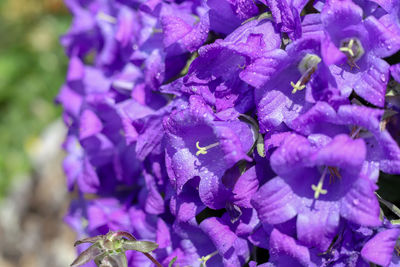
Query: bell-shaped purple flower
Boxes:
[
  {"xmin": 252, "ymin": 133, "xmax": 381, "ymax": 251},
  {"xmin": 164, "ymin": 95, "xmax": 255, "ymax": 209}
]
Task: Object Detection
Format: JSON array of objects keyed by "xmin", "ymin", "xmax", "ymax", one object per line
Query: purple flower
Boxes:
[
  {"xmin": 290, "ymin": 102, "xmax": 400, "ymax": 174},
  {"xmin": 58, "ymin": 0, "xmax": 400, "ymax": 265},
  {"xmin": 159, "ymin": 1, "xmax": 209, "ymax": 53},
  {"xmin": 161, "ymin": 16, "xmax": 280, "ymax": 113},
  {"xmin": 164, "ymin": 95, "xmax": 255, "ymax": 209},
  {"xmin": 199, "ymin": 217, "xmax": 250, "ymax": 266},
  {"xmin": 320, "ymin": 0, "xmax": 399, "ymax": 107},
  {"xmin": 260, "ymin": 0, "xmax": 309, "ymax": 40},
  {"xmin": 241, "ymin": 38, "xmax": 334, "ymax": 132},
  {"xmin": 207, "ymin": 0, "xmax": 259, "ymax": 35},
  {"xmin": 252, "ymin": 133, "xmax": 381, "ymax": 251}
]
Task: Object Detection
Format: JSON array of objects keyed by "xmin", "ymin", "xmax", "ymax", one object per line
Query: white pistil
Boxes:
[
  {"xmin": 291, "ymin": 54, "xmax": 321, "ymax": 94},
  {"xmin": 339, "ymin": 39, "xmax": 355, "ymax": 57},
  {"xmin": 199, "ymin": 251, "xmax": 218, "ymax": 267},
  {"xmin": 195, "ymin": 141, "xmax": 220, "ymax": 156},
  {"xmin": 312, "ymin": 166, "xmax": 328, "ymax": 199},
  {"xmin": 339, "ymin": 38, "xmax": 364, "ymax": 70},
  {"xmin": 97, "ymin": 12, "xmax": 117, "ymax": 24},
  {"xmin": 290, "ymin": 80, "xmax": 306, "ymax": 94}
]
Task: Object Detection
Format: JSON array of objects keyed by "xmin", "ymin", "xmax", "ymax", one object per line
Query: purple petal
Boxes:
[
  {"xmin": 231, "ymin": 167, "xmax": 259, "ymax": 208},
  {"xmin": 161, "ymin": 16, "xmax": 192, "ymax": 48},
  {"xmin": 353, "ymin": 55, "xmax": 389, "ymax": 107},
  {"xmin": 340, "ymin": 177, "xmax": 381, "ymax": 227},
  {"xmin": 365, "ymin": 16, "xmax": 400, "ymax": 58},
  {"xmin": 269, "ymin": 228, "xmax": 312, "ymax": 266},
  {"xmin": 361, "ymin": 228, "xmax": 400, "ymax": 267},
  {"xmin": 79, "ymin": 109, "xmax": 103, "ymax": 140},
  {"xmin": 240, "ymin": 49, "xmax": 287, "ymax": 88},
  {"xmin": 252, "ymin": 177, "xmax": 299, "ymax": 225},
  {"xmin": 296, "ymin": 201, "xmax": 340, "ymax": 251}
]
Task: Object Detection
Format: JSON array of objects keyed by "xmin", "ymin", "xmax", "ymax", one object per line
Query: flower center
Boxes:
[
  {"xmin": 311, "ymin": 166, "xmax": 341, "ymax": 199},
  {"xmin": 196, "ymin": 141, "xmax": 220, "ymax": 156},
  {"xmin": 291, "ymin": 54, "xmax": 321, "ymax": 94},
  {"xmin": 339, "ymin": 38, "xmax": 364, "ymax": 69}
]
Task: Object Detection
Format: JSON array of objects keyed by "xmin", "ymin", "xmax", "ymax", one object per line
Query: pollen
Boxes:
[{"xmin": 196, "ymin": 141, "xmax": 219, "ymax": 156}]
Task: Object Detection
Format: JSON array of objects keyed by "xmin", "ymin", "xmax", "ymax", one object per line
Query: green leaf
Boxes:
[{"xmin": 122, "ymin": 240, "xmax": 158, "ymax": 253}]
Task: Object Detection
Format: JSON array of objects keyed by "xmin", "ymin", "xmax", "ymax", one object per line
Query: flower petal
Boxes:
[
  {"xmin": 252, "ymin": 177, "xmax": 299, "ymax": 225},
  {"xmin": 361, "ymin": 228, "xmax": 400, "ymax": 267}
]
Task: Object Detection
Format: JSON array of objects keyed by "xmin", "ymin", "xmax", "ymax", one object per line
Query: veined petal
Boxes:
[
  {"xmin": 296, "ymin": 201, "xmax": 340, "ymax": 251},
  {"xmin": 353, "ymin": 55, "xmax": 389, "ymax": 107},
  {"xmin": 252, "ymin": 177, "xmax": 299, "ymax": 225},
  {"xmin": 340, "ymin": 177, "xmax": 381, "ymax": 227},
  {"xmin": 361, "ymin": 228, "xmax": 400, "ymax": 267}
]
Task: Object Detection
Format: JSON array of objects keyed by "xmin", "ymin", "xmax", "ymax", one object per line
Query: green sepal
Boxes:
[
  {"xmin": 98, "ymin": 253, "xmax": 128, "ymax": 267},
  {"xmin": 71, "ymin": 244, "xmax": 105, "ymax": 267},
  {"xmin": 122, "ymin": 240, "xmax": 159, "ymax": 253},
  {"xmin": 74, "ymin": 235, "xmax": 104, "ymax": 247}
]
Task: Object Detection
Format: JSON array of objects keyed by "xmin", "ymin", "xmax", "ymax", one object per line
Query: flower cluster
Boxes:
[{"xmin": 58, "ymin": 0, "xmax": 400, "ymax": 266}]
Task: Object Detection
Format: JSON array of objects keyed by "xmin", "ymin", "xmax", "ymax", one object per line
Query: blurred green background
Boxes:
[{"xmin": 0, "ymin": 0, "xmax": 70, "ymax": 198}]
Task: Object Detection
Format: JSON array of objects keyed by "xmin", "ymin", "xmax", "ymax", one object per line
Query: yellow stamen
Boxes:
[
  {"xmin": 328, "ymin": 167, "xmax": 342, "ymax": 184},
  {"xmin": 196, "ymin": 141, "xmax": 219, "ymax": 156},
  {"xmin": 350, "ymin": 126, "xmax": 361, "ymax": 139},
  {"xmin": 348, "ymin": 59, "xmax": 360, "ymax": 70}
]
